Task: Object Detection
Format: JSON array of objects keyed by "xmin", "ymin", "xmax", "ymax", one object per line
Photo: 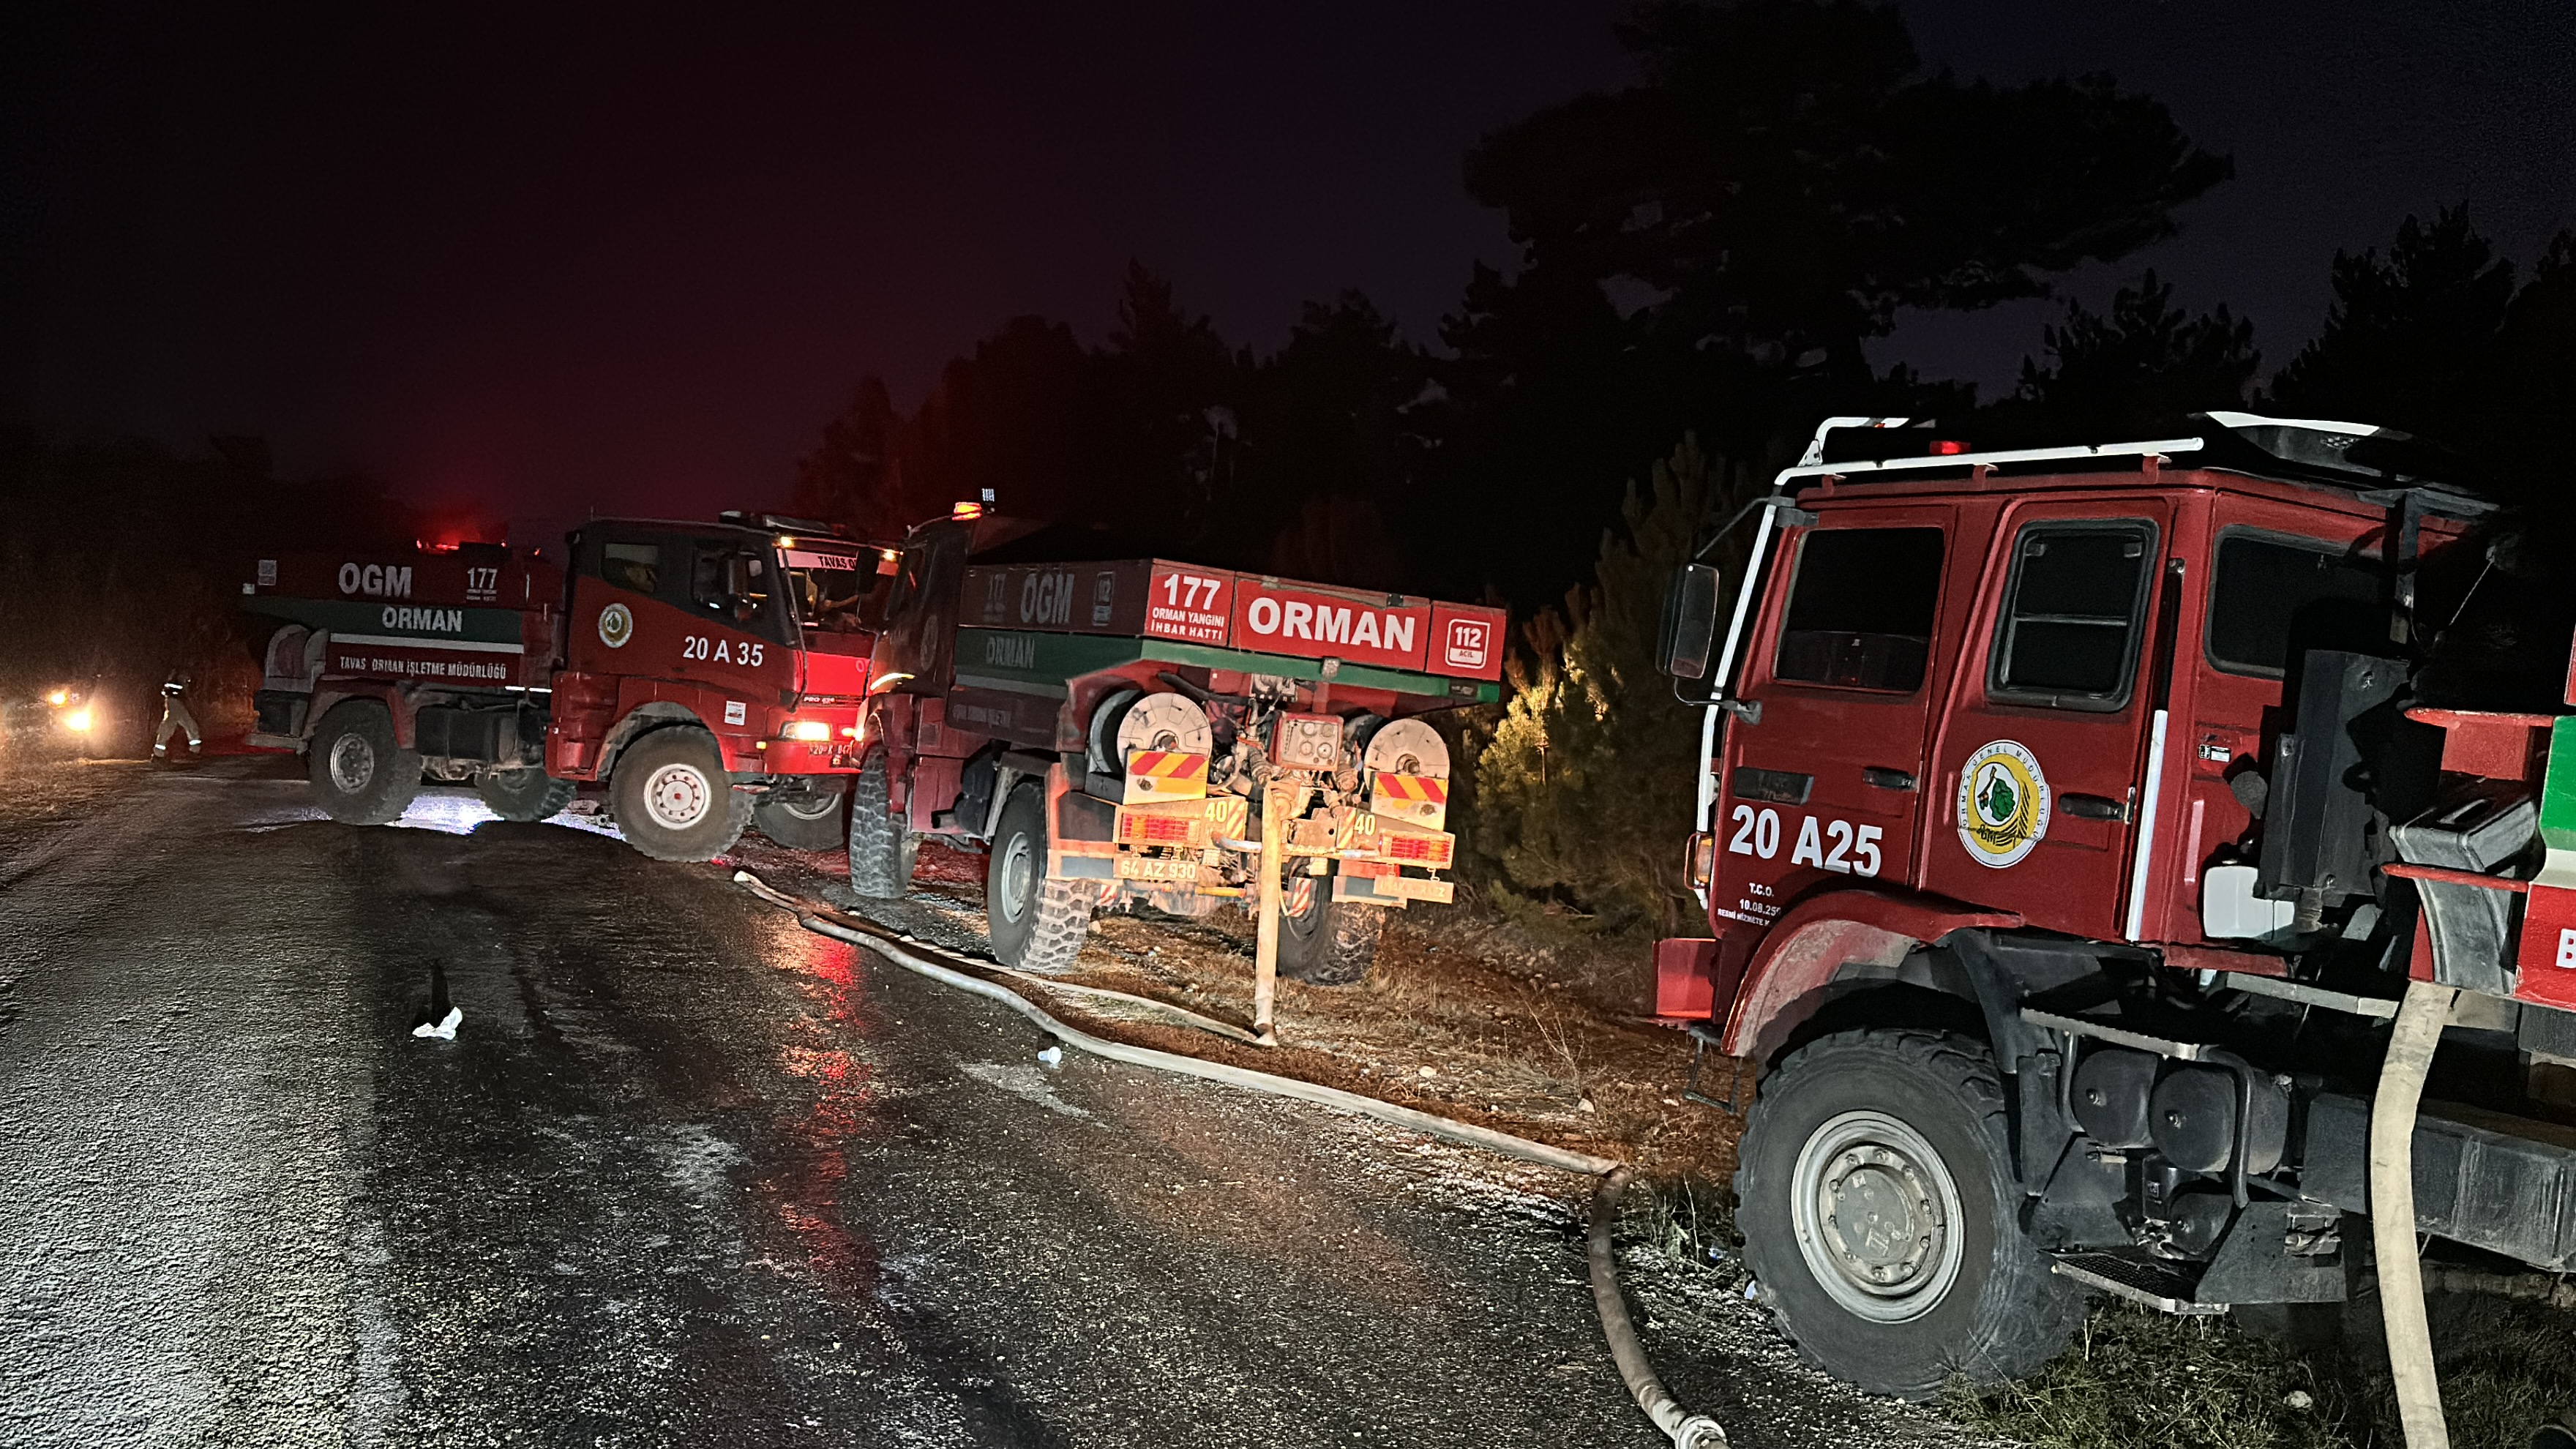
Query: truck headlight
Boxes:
[
  {"xmin": 64, "ymin": 706, "xmax": 93, "ymax": 733},
  {"xmin": 782, "ymin": 719, "xmax": 831, "ymax": 742}
]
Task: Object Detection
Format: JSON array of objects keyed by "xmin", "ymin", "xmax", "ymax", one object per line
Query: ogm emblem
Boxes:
[
  {"xmin": 1956, "ymin": 739, "xmax": 2049, "ymax": 868},
  {"xmin": 597, "ymin": 602, "xmax": 634, "ymax": 649}
]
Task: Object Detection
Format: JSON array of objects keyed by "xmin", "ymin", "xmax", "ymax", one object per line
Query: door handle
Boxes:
[
  {"xmin": 2061, "ymin": 792, "xmax": 2130, "ymax": 822},
  {"xmin": 1862, "ymin": 767, "xmax": 1917, "ymax": 791}
]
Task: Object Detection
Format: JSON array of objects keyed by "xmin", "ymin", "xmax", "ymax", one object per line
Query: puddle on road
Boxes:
[
  {"xmin": 234, "ymin": 787, "xmax": 626, "ymax": 841},
  {"xmin": 752, "ymin": 928, "xmax": 895, "ymax": 1295},
  {"xmin": 648, "ymin": 1123, "xmax": 744, "ymax": 1212}
]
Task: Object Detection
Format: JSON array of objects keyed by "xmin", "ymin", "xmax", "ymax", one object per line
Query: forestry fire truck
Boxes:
[
  {"xmin": 1654, "ymin": 414, "xmax": 2576, "ymax": 1416},
  {"xmin": 847, "ymin": 509, "xmax": 1506, "ymax": 981},
  {"xmin": 242, "ymin": 516, "xmax": 886, "ymax": 859}
]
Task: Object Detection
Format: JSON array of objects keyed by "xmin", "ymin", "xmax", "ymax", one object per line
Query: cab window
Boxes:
[
  {"xmin": 888, "ymin": 544, "xmax": 929, "ymax": 620},
  {"xmin": 692, "ymin": 540, "xmax": 776, "ymax": 632},
  {"xmin": 2206, "ymin": 531, "xmax": 2383, "ymax": 678},
  {"xmin": 1772, "ymin": 527, "xmax": 1945, "ymax": 693},
  {"xmin": 782, "ymin": 545, "xmax": 883, "ymax": 633},
  {"xmin": 599, "ymin": 542, "xmax": 660, "ymax": 595},
  {"xmin": 1988, "ymin": 521, "xmax": 2156, "ymax": 711}
]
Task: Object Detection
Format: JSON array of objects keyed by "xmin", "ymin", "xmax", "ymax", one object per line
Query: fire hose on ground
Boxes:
[
  {"xmin": 732, "ymin": 870, "xmax": 1729, "ymax": 1449},
  {"xmin": 2374, "ymin": 980, "xmax": 2459, "ymax": 1449}
]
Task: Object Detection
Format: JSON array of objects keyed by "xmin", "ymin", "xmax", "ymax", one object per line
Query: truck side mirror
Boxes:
[
  {"xmin": 1659, "ymin": 563, "xmax": 1722, "ymax": 681},
  {"xmin": 721, "ymin": 555, "xmax": 759, "ymax": 622}
]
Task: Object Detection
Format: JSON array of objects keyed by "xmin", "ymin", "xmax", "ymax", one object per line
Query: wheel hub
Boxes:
[
  {"xmin": 1823, "ymin": 1154, "xmax": 1936, "ymax": 1282},
  {"xmin": 997, "ymin": 833, "xmax": 1035, "ymax": 924},
  {"xmin": 1791, "ymin": 1110, "xmax": 1965, "ymax": 1322},
  {"xmin": 328, "ymin": 733, "xmax": 375, "ymax": 793},
  {"xmin": 645, "ymin": 763, "xmax": 713, "ymax": 828}
]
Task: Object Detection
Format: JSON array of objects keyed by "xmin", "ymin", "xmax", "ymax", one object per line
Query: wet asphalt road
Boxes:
[{"xmin": 0, "ymin": 758, "xmax": 1988, "ymax": 1448}]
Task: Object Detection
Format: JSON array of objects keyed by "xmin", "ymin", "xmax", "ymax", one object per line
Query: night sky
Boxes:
[{"xmin": 6, "ymin": 2, "xmax": 2571, "ymax": 542}]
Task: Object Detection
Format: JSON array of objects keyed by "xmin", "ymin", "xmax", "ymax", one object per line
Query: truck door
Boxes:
[
  {"xmin": 874, "ymin": 521, "xmax": 972, "ymax": 696},
  {"xmin": 1715, "ymin": 506, "xmax": 1951, "ymax": 929},
  {"xmin": 1920, "ymin": 498, "xmax": 2177, "ymax": 940},
  {"xmin": 565, "ymin": 525, "xmax": 694, "ymax": 674}
]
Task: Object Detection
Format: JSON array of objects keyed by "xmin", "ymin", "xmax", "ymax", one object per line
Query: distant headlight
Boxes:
[
  {"xmin": 46, "ymin": 688, "xmax": 68, "ymax": 706},
  {"xmin": 63, "ymin": 707, "xmax": 92, "ymax": 732},
  {"xmin": 782, "ymin": 719, "xmax": 831, "ymax": 742}
]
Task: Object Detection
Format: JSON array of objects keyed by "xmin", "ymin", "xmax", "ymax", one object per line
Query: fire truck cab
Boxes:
[
  {"xmin": 544, "ymin": 516, "xmax": 883, "ymax": 856},
  {"xmin": 1655, "ymin": 415, "xmax": 2576, "ymax": 1400},
  {"xmin": 247, "ymin": 514, "xmax": 888, "ymax": 861}
]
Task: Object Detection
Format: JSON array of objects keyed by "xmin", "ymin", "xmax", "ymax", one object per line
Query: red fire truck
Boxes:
[
  {"xmin": 1653, "ymin": 414, "xmax": 2576, "ymax": 1405},
  {"xmin": 849, "ymin": 509, "xmax": 1506, "ymax": 979},
  {"xmin": 244, "ymin": 515, "xmax": 885, "ymax": 859}
]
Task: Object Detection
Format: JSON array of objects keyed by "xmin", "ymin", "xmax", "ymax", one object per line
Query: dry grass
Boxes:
[
  {"xmin": 1946, "ymin": 1303, "xmax": 2349, "ymax": 1449},
  {"xmin": 1946, "ymin": 1289, "xmax": 2576, "ymax": 1449},
  {"xmin": 1619, "ymin": 1172, "xmax": 1743, "ymax": 1281},
  {"xmin": 965, "ymin": 878, "xmax": 1746, "ymax": 1183}
]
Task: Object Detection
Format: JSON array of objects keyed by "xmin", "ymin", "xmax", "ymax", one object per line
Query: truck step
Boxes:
[{"xmin": 2051, "ymin": 1251, "xmax": 2227, "ymax": 1315}]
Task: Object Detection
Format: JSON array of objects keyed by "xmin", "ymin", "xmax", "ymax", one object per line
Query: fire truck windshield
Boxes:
[{"xmin": 781, "ymin": 545, "xmax": 877, "ymax": 636}]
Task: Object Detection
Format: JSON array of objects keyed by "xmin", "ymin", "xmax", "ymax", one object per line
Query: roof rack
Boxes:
[
  {"xmin": 716, "ymin": 510, "xmax": 851, "ymax": 537},
  {"xmin": 1782, "ymin": 416, "xmax": 2201, "ymax": 490},
  {"xmin": 1781, "ymin": 412, "xmax": 2490, "ymax": 517}
]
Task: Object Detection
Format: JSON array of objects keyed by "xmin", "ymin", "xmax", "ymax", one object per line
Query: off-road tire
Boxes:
[
  {"xmin": 846, "ymin": 752, "xmax": 918, "ymax": 898},
  {"xmin": 477, "ymin": 767, "xmax": 576, "ymax": 822},
  {"xmin": 1276, "ymin": 887, "xmax": 1385, "ymax": 985},
  {"xmin": 608, "ymin": 725, "xmax": 751, "ymax": 862},
  {"xmin": 986, "ymin": 785, "xmax": 1090, "ymax": 973},
  {"xmin": 310, "ymin": 700, "xmax": 422, "ymax": 825},
  {"xmin": 1734, "ymin": 1027, "xmax": 2081, "ymax": 1399},
  {"xmin": 754, "ymin": 784, "xmax": 850, "ymax": 850}
]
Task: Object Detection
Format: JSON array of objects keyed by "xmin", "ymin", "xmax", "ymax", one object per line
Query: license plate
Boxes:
[
  {"xmin": 1114, "ymin": 855, "xmax": 1202, "ymax": 884},
  {"xmin": 1375, "ymin": 874, "xmax": 1455, "ymax": 904}
]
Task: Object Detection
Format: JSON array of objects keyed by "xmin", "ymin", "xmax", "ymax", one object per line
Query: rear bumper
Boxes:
[{"xmin": 727, "ymin": 737, "xmax": 861, "ymax": 775}]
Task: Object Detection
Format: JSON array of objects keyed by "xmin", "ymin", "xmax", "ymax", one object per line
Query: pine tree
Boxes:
[
  {"xmin": 2266, "ymin": 206, "xmax": 2517, "ymax": 438},
  {"xmin": 1469, "ymin": 435, "xmax": 1755, "ymax": 935},
  {"xmin": 1993, "ymin": 270, "xmax": 2258, "ymax": 441}
]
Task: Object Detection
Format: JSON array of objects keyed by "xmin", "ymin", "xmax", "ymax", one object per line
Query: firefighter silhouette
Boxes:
[{"xmin": 153, "ymin": 669, "xmax": 202, "ymax": 759}]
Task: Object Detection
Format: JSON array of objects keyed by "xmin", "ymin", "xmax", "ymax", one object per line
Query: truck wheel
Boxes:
[
  {"xmin": 986, "ymin": 785, "xmax": 1090, "ymax": 973},
  {"xmin": 309, "ymin": 700, "xmax": 422, "ymax": 825},
  {"xmin": 1276, "ymin": 886, "xmax": 1385, "ymax": 985},
  {"xmin": 754, "ymin": 784, "xmax": 849, "ymax": 850},
  {"xmin": 846, "ymin": 752, "xmax": 918, "ymax": 898},
  {"xmin": 477, "ymin": 767, "xmax": 575, "ymax": 822},
  {"xmin": 1734, "ymin": 1027, "xmax": 2081, "ymax": 1399},
  {"xmin": 609, "ymin": 726, "xmax": 750, "ymax": 861}
]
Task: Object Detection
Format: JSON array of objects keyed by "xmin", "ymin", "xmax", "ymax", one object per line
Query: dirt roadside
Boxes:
[{"xmin": 730, "ymin": 837, "xmax": 1744, "ymax": 1188}]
